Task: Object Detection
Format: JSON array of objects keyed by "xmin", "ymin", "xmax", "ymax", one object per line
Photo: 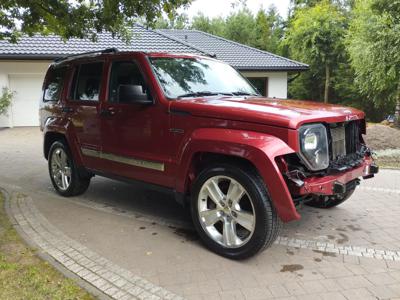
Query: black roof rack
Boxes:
[{"xmin": 54, "ymin": 47, "xmax": 119, "ymax": 63}]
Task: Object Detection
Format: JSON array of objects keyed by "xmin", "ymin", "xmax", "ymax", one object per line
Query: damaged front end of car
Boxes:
[{"xmin": 277, "ymin": 119, "xmax": 379, "ymax": 207}]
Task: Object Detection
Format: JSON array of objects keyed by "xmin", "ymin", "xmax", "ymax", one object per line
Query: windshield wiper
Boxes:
[
  {"xmin": 231, "ymin": 91, "xmax": 259, "ymax": 96},
  {"xmin": 177, "ymin": 91, "xmax": 233, "ymax": 98}
]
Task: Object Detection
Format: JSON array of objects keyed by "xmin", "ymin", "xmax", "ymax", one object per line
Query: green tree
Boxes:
[
  {"xmin": 253, "ymin": 6, "xmax": 285, "ymax": 54},
  {"xmin": 290, "ymin": 0, "xmax": 354, "ymax": 9},
  {"xmin": 347, "ymin": 0, "xmax": 400, "ymax": 125},
  {"xmin": 265, "ymin": 6, "xmax": 285, "ymax": 54},
  {"xmin": 171, "ymin": 13, "xmax": 189, "ymax": 29},
  {"xmin": 153, "ymin": 13, "xmax": 189, "ymax": 29},
  {"xmin": 191, "ymin": 13, "xmax": 225, "ymax": 36},
  {"xmin": 223, "ymin": 7, "xmax": 255, "ymax": 45},
  {"xmin": 253, "ymin": 9, "xmax": 270, "ymax": 50},
  {"xmin": 153, "ymin": 17, "xmax": 171, "ymax": 29},
  {"xmin": 285, "ymin": 1, "xmax": 347, "ymax": 103},
  {"xmin": 0, "ymin": 0, "xmax": 191, "ymax": 42},
  {"xmin": 191, "ymin": 5, "xmax": 284, "ymax": 55}
]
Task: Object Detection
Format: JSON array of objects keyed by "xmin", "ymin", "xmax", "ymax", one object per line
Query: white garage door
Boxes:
[{"xmin": 9, "ymin": 74, "xmax": 44, "ymax": 127}]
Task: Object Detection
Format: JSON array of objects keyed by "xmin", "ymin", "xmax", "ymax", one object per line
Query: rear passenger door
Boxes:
[{"xmin": 66, "ymin": 61, "xmax": 105, "ymax": 169}]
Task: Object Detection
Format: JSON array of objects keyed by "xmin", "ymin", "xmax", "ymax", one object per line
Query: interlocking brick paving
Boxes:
[
  {"xmin": 6, "ymin": 191, "xmax": 182, "ymax": 300},
  {"xmin": 2, "ymin": 127, "xmax": 400, "ymax": 300}
]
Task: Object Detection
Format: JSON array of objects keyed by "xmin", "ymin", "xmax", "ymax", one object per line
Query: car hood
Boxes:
[{"xmin": 170, "ymin": 96, "xmax": 365, "ymax": 129}]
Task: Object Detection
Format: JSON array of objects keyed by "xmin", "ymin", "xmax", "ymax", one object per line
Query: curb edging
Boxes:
[
  {"xmin": 1, "ymin": 188, "xmax": 113, "ymax": 300},
  {"xmin": 2, "ymin": 188, "xmax": 183, "ymax": 300}
]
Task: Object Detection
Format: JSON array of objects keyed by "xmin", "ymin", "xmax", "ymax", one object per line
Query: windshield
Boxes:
[{"xmin": 149, "ymin": 57, "xmax": 259, "ymax": 99}]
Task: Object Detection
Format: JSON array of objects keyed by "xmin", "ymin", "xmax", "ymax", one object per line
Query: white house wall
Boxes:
[
  {"xmin": 241, "ymin": 71, "xmax": 288, "ymax": 99},
  {"xmin": 0, "ymin": 60, "xmax": 51, "ymax": 127}
]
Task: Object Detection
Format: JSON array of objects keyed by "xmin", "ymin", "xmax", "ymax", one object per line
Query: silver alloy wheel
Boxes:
[
  {"xmin": 197, "ymin": 175, "xmax": 256, "ymax": 248},
  {"xmin": 50, "ymin": 147, "xmax": 72, "ymax": 191}
]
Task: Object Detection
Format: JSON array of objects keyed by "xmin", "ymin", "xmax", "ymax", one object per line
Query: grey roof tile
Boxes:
[
  {"xmin": 0, "ymin": 25, "xmax": 206, "ymax": 59},
  {"xmin": 158, "ymin": 29, "xmax": 308, "ymax": 71},
  {"xmin": 0, "ymin": 25, "xmax": 308, "ymax": 71}
]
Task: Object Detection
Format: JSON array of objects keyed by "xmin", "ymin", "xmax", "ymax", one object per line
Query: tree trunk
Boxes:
[
  {"xmin": 395, "ymin": 86, "xmax": 400, "ymax": 127},
  {"xmin": 324, "ymin": 63, "xmax": 330, "ymax": 104}
]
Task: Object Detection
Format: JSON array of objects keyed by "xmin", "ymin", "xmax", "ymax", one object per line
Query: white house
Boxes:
[{"xmin": 0, "ymin": 25, "xmax": 308, "ymax": 127}]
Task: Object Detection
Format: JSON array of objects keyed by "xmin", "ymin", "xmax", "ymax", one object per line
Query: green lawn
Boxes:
[{"xmin": 0, "ymin": 193, "xmax": 94, "ymax": 300}]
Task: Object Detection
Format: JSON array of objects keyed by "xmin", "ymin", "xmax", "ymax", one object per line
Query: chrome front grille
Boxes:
[{"xmin": 330, "ymin": 126, "xmax": 346, "ymax": 159}]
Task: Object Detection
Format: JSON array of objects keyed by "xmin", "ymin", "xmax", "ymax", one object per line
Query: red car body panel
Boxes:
[
  {"xmin": 170, "ymin": 97, "xmax": 365, "ymax": 130},
  {"xmin": 40, "ymin": 51, "xmax": 376, "ymax": 223},
  {"xmin": 292, "ymin": 156, "xmax": 374, "ymax": 196},
  {"xmin": 175, "ymin": 128, "xmax": 300, "ymax": 222}
]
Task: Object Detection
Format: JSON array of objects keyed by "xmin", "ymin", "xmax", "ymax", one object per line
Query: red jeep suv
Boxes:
[{"xmin": 40, "ymin": 48, "xmax": 378, "ymax": 259}]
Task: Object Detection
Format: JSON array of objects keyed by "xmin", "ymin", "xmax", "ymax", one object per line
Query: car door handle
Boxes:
[{"xmin": 100, "ymin": 107, "xmax": 116, "ymax": 117}]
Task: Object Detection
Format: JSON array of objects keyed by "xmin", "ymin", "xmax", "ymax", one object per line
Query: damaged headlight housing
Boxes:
[{"xmin": 298, "ymin": 123, "xmax": 329, "ymax": 171}]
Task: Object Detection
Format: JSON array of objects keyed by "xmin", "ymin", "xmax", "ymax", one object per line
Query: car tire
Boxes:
[
  {"xmin": 48, "ymin": 140, "xmax": 91, "ymax": 197},
  {"xmin": 191, "ymin": 163, "xmax": 281, "ymax": 260},
  {"xmin": 304, "ymin": 188, "xmax": 355, "ymax": 209}
]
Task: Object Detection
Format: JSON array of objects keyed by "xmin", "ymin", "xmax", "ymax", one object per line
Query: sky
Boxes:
[{"xmin": 182, "ymin": 0, "xmax": 291, "ymax": 20}]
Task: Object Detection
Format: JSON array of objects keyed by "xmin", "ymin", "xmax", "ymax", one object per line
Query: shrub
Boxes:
[{"xmin": 0, "ymin": 87, "xmax": 14, "ymax": 116}]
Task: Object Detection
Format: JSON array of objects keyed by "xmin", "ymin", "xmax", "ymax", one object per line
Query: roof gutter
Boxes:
[
  {"xmin": 0, "ymin": 54, "xmax": 64, "ymax": 60},
  {"xmin": 237, "ymin": 66, "xmax": 309, "ymax": 72}
]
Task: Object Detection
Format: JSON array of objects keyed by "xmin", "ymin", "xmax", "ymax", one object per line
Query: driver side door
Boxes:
[{"xmin": 100, "ymin": 58, "xmax": 174, "ymax": 187}]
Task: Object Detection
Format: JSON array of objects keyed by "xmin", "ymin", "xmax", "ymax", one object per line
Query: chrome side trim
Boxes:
[
  {"xmin": 169, "ymin": 128, "xmax": 184, "ymax": 134},
  {"xmin": 81, "ymin": 148, "xmax": 165, "ymax": 171}
]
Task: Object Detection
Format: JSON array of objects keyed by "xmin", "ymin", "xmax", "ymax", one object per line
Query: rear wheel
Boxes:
[
  {"xmin": 191, "ymin": 163, "xmax": 281, "ymax": 259},
  {"xmin": 48, "ymin": 141, "xmax": 91, "ymax": 197},
  {"xmin": 304, "ymin": 188, "xmax": 355, "ymax": 209}
]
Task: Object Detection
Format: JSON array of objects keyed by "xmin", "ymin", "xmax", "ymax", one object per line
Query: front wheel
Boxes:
[
  {"xmin": 48, "ymin": 141, "xmax": 91, "ymax": 197},
  {"xmin": 191, "ymin": 163, "xmax": 281, "ymax": 260}
]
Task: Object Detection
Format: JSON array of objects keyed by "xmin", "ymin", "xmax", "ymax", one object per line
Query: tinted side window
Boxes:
[
  {"xmin": 70, "ymin": 62, "xmax": 103, "ymax": 101},
  {"xmin": 43, "ymin": 66, "xmax": 67, "ymax": 102},
  {"xmin": 109, "ymin": 61, "xmax": 146, "ymax": 103}
]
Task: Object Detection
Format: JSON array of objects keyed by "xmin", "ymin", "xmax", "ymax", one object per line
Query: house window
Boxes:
[{"xmin": 247, "ymin": 77, "xmax": 268, "ymax": 97}]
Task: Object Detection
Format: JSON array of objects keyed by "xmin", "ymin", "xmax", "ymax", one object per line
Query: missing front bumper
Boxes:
[{"xmin": 288, "ymin": 157, "xmax": 378, "ymax": 197}]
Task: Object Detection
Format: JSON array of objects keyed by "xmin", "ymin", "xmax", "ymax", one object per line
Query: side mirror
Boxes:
[{"xmin": 118, "ymin": 84, "xmax": 153, "ymax": 104}]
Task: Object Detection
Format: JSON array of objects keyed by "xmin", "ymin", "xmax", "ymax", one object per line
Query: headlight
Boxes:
[
  {"xmin": 304, "ymin": 132, "xmax": 318, "ymax": 150},
  {"xmin": 298, "ymin": 124, "xmax": 329, "ymax": 171}
]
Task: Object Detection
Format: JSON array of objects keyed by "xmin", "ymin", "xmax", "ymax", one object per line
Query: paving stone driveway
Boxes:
[{"xmin": 1, "ymin": 127, "xmax": 400, "ymax": 300}]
